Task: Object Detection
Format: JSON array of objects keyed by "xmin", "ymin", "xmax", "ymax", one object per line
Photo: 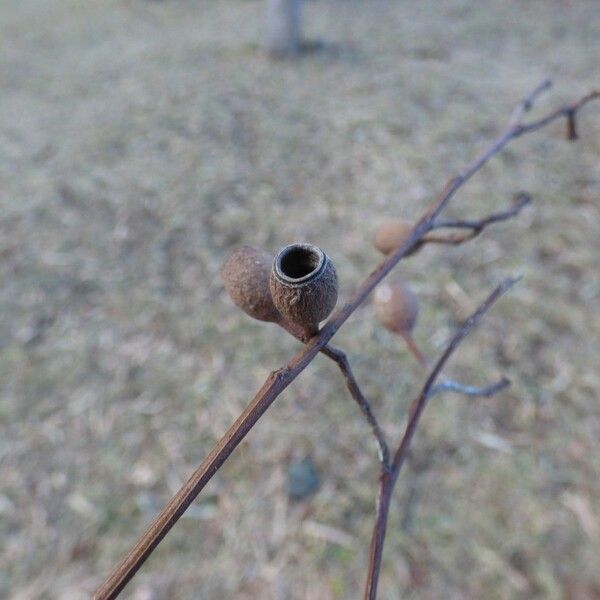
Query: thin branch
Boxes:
[
  {"xmin": 399, "ymin": 328, "xmax": 510, "ymax": 399},
  {"xmin": 434, "ymin": 192, "xmax": 531, "ymax": 231},
  {"xmin": 94, "ymin": 83, "xmax": 599, "ymax": 600},
  {"xmin": 364, "ymin": 276, "xmax": 519, "ymax": 600},
  {"xmin": 328, "ymin": 349, "xmax": 391, "ymax": 470},
  {"xmin": 424, "ymin": 81, "xmax": 599, "ymax": 223},
  {"xmin": 425, "ymin": 192, "xmax": 532, "ymax": 246},
  {"xmin": 515, "ymin": 90, "xmax": 600, "ymax": 139},
  {"xmin": 279, "ymin": 321, "xmax": 390, "ymax": 469},
  {"xmin": 509, "ymin": 78, "xmax": 552, "ymax": 124},
  {"xmin": 401, "ymin": 191, "xmax": 531, "ymax": 251},
  {"xmin": 399, "ymin": 333, "xmax": 510, "ymax": 400},
  {"xmin": 399, "ymin": 323, "xmax": 510, "ymax": 400},
  {"xmin": 430, "ymin": 376, "xmax": 510, "ymax": 399},
  {"xmin": 395, "ymin": 275, "xmax": 521, "ymax": 454}
]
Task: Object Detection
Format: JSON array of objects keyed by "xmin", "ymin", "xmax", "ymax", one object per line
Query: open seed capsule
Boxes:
[{"xmin": 270, "ymin": 243, "xmax": 338, "ymax": 337}]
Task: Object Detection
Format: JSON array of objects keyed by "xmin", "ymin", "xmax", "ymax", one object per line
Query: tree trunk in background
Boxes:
[{"xmin": 265, "ymin": 0, "xmax": 302, "ymax": 57}]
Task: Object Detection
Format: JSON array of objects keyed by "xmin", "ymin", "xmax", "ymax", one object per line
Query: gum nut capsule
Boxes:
[
  {"xmin": 221, "ymin": 246, "xmax": 281, "ymax": 323},
  {"xmin": 270, "ymin": 243, "xmax": 338, "ymax": 336},
  {"xmin": 373, "ymin": 219, "xmax": 414, "ymax": 255},
  {"xmin": 374, "ymin": 280, "xmax": 419, "ymax": 334}
]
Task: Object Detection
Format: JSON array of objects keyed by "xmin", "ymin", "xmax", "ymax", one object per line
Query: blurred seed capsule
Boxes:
[
  {"xmin": 373, "ymin": 219, "xmax": 414, "ymax": 255},
  {"xmin": 221, "ymin": 246, "xmax": 281, "ymax": 323},
  {"xmin": 374, "ymin": 279, "xmax": 419, "ymax": 334},
  {"xmin": 374, "ymin": 279, "xmax": 428, "ymax": 367}
]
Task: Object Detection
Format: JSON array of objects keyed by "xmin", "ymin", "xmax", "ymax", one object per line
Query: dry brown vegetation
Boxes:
[{"xmin": 1, "ymin": 1, "xmax": 599, "ymax": 599}]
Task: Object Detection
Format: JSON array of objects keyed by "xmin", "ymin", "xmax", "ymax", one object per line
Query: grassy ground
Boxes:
[{"xmin": 1, "ymin": 1, "xmax": 599, "ymax": 598}]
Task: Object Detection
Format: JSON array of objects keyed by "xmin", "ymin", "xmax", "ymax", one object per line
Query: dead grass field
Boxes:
[{"xmin": 1, "ymin": 1, "xmax": 599, "ymax": 598}]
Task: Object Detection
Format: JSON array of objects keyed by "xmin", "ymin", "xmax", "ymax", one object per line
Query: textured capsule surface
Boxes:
[
  {"xmin": 270, "ymin": 243, "xmax": 338, "ymax": 335},
  {"xmin": 221, "ymin": 246, "xmax": 281, "ymax": 323},
  {"xmin": 373, "ymin": 219, "xmax": 414, "ymax": 255},
  {"xmin": 374, "ymin": 280, "xmax": 419, "ymax": 334}
]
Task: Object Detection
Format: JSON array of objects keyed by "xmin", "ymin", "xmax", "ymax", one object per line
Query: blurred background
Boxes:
[{"xmin": 1, "ymin": 1, "xmax": 599, "ymax": 598}]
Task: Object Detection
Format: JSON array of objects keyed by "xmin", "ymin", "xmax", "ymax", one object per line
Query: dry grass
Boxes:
[{"xmin": 1, "ymin": 1, "xmax": 599, "ymax": 598}]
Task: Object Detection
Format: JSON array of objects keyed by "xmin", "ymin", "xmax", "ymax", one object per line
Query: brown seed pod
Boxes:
[
  {"xmin": 373, "ymin": 218, "xmax": 414, "ymax": 255},
  {"xmin": 270, "ymin": 243, "xmax": 338, "ymax": 337},
  {"xmin": 221, "ymin": 246, "xmax": 281, "ymax": 323},
  {"xmin": 373, "ymin": 279, "xmax": 419, "ymax": 335}
]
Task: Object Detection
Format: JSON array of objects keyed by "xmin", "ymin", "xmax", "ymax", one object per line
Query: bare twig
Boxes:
[
  {"xmin": 398, "ymin": 327, "xmax": 510, "ymax": 399},
  {"xmin": 364, "ymin": 276, "xmax": 520, "ymax": 600},
  {"xmin": 397, "ymin": 316, "xmax": 510, "ymax": 400},
  {"xmin": 394, "ymin": 275, "xmax": 521, "ymax": 478},
  {"xmin": 434, "ymin": 192, "xmax": 531, "ymax": 232},
  {"xmin": 94, "ymin": 82, "xmax": 599, "ymax": 600},
  {"xmin": 509, "ymin": 78, "xmax": 552, "ymax": 124},
  {"xmin": 425, "ymin": 85, "xmax": 598, "ymax": 224},
  {"xmin": 430, "ymin": 376, "xmax": 510, "ymax": 398},
  {"xmin": 515, "ymin": 90, "xmax": 600, "ymax": 138},
  {"xmin": 280, "ymin": 321, "xmax": 389, "ymax": 468},
  {"xmin": 328, "ymin": 348, "xmax": 391, "ymax": 470},
  {"xmin": 424, "ymin": 192, "xmax": 532, "ymax": 246}
]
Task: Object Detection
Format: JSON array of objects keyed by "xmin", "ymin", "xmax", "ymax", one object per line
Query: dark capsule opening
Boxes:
[{"xmin": 275, "ymin": 244, "xmax": 325, "ymax": 284}]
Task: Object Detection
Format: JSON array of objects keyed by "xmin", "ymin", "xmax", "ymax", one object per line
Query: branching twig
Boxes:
[
  {"xmin": 424, "ymin": 192, "xmax": 532, "ymax": 246},
  {"xmin": 515, "ymin": 89, "xmax": 600, "ymax": 139},
  {"xmin": 364, "ymin": 277, "xmax": 519, "ymax": 600},
  {"xmin": 93, "ymin": 82, "xmax": 598, "ymax": 600},
  {"xmin": 393, "ymin": 275, "xmax": 521, "ymax": 477},
  {"xmin": 398, "ymin": 330, "xmax": 510, "ymax": 399},
  {"xmin": 425, "ymin": 86, "xmax": 598, "ymax": 223},
  {"xmin": 280, "ymin": 321, "xmax": 389, "ymax": 468},
  {"xmin": 397, "ymin": 191, "xmax": 531, "ymax": 255}
]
